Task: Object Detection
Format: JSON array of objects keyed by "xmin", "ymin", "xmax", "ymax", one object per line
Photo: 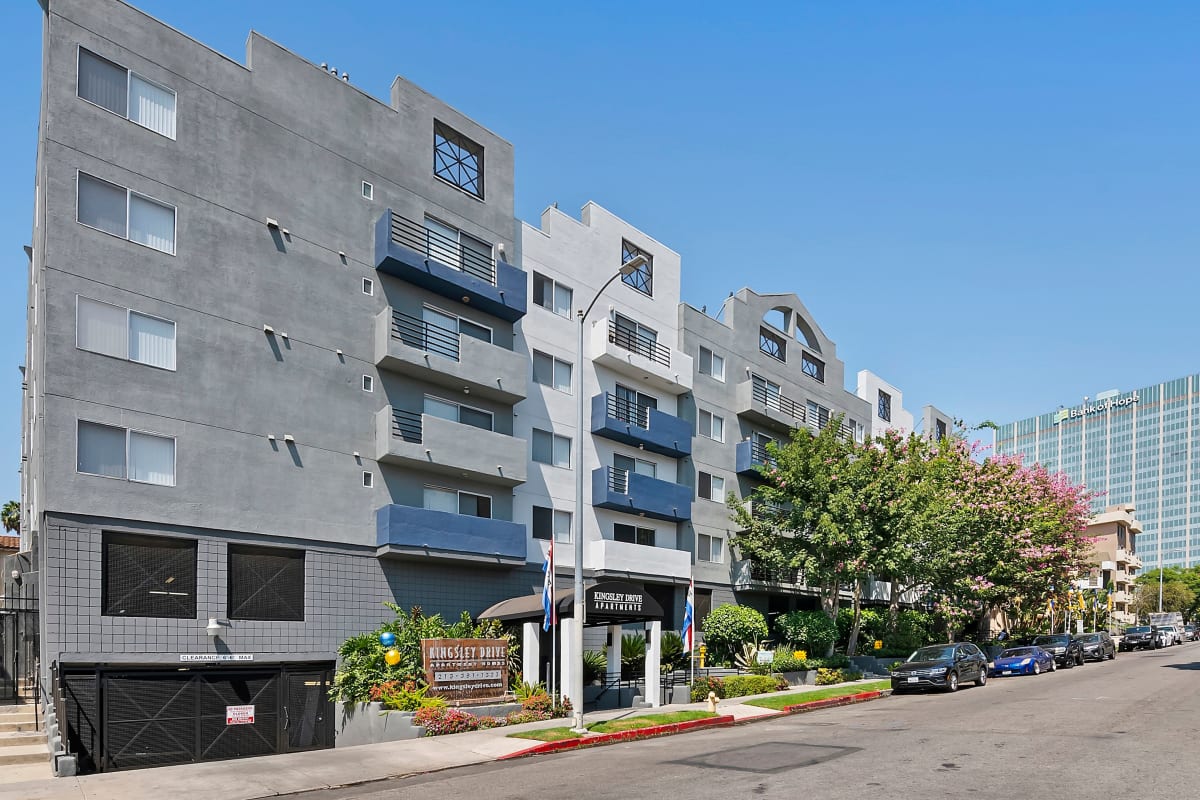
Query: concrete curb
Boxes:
[{"xmin": 498, "ymin": 714, "xmax": 738, "ymax": 759}]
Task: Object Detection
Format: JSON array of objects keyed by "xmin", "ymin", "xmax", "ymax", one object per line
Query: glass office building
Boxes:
[{"xmin": 994, "ymin": 374, "xmax": 1200, "ymax": 570}]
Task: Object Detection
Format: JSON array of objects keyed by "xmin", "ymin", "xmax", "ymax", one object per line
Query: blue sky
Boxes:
[{"xmin": 1, "ymin": 1, "xmax": 1197, "ymax": 502}]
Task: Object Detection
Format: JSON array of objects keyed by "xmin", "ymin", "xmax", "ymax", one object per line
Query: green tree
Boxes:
[
  {"xmin": 1, "ymin": 501, "xmax": 18, "ymax": 534},
  {"xmin": 700, "ymin": 604, "xmax": 769, "ymax": 664},
  {"xmin": 1132, "ymin": 570, "xmax": 1197, "ymax": 620}
]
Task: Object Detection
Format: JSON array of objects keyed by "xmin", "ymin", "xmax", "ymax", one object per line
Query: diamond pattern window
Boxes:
[
  {"xmin": 620, "ymin": 240, "xmax": 653, "ymax": 296},
  {"xmin": 102, "ymin": 532, "xmax": 196, "ymax": 618},
  {"xmin": 759, "ymin": 327, "xmax": 786, "ymax": 362},
  {"xmin": 433, "ymin": 122, "xmax": 484, "ymax": 198},
  {"xmin": 228, "ymin": 545, "xmax": 305, "ymax": 621},
  {"xmin": 878, "ymin": 390, "xmax": 892, "ymax": 422},
  {"xmin": 801, "ymin": 352, "xmax": 825, "ymax": 382}
]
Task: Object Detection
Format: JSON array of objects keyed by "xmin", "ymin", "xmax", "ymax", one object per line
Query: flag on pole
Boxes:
[
  {"xmin": 682, "ymin": 578, "xmax": 695, "ymax": 654},
  {"xmin": 542, "ymin": 539, "xmax": 555, "ymax": 632}
]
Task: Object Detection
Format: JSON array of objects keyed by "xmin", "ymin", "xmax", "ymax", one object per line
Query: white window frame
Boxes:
[
  {"xmin": 532, "ymin": 350, "xmax": 573, "ymax": 394},
  {"xmin": 532, "ymin": 272, "xmax": 574, "ymax": 318},
  {"xmin": 75, "ymin": 294, "xmax": 177, "ymax": 371},
  {"xmin": 698, "ymin": 472, "xmax": 725, "ymax": 502},
  {"xmin": 362, "ymin": 277, "xmax": 374, "ymax": 296},
  {"xmin": 698, "ymin": 409, "xmax": 725, "ymax": 442},
  {"xmin": 614, "ymin": 522, "xmax": 655, "ymax": 547},
  {"xmin": 76, "ymin": 46, "xmax": 178, "ymax": 140},
  {"xmin": 362, "ymin": 471, "xmax": 374, "ymax": 488},
  {"xmin": 698, "ymin": 346, "xmax": 725, "ymax": 382},
  {"xmin": 76, "ymin": 419, "xmax": 176, "ymax": 487},
  {"xmin": 76, "ymin": 171, "xmax": 177, "ymax": 256},
  {"xmin": 425, "ymin": 303, "xmax": 493, "ymax": 344},
  {"xmin": 361, "ymin": 180, "xmax": 374, "ymax": 200},
  {"xmin": 698, "ymin": 533, "xmax": 724, "ymax": 563},
  {"xmin": 362, "ymin": 375, "xmax": 374, "ymax": 393},
  {"xmin": 531, "ymin": 428, "xmax": 572, "ymax": 469},
  {"xmin": 423, "ymin": 485, "xmax": 493, "ymax": 518},
  {"xmin": 532, "ymin": 505, "xmax": 573, "ymax": 543},
  {"xmin": 423, "ymin": 395, "xmax": 494, "ymax": 431}
]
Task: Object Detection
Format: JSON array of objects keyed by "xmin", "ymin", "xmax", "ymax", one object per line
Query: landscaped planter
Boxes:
[{"xmin": 335, "ymin": 701, "xmax": 522, "ymax": 747}]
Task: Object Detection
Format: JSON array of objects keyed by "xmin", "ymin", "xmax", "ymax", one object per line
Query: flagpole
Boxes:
[{"xmin": 551, "ymin": 543, "xmax": 557, "ymax": 704}]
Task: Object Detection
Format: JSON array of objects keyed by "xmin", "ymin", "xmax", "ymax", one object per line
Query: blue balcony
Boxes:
[
  {"xmin": 374, "ymin": 210, "xmax": 527, "ymax": 322},
  {"xmin": 735, "ymin": 440, "xmax": 775, "ymax": 476},
  {"xmin": 591, "ymin": 467, "xmax": 692, "ymax": 523},
  {"xmin": 590, "ymin": 394, "xmax": 692, "ymax": 459},
  {"xmin": 375, "ymin": 504, "xmax": 525, "ymax": 566}
]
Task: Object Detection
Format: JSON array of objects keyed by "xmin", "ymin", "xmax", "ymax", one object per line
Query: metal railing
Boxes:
[
  {"xmin": 607, "ymin": 393, "xmax": 651, "ymax": 429},
  {"xmin": 608, "ymin": 322, "xmax": 671, "ymax": 368},
  {"xmin": 750, "ymin": 376, "xmax": 805, "ymax": 422},
  {"xmin": 391, "ymin": 409, "xmax": 423, "ymax": 444},
  {"xmin": 391, "ymin": 310, "xmax": 460, "ymax": 361},
  {"xmin": 749, "ymin": 562, "xmax": 801, "ymax": 584},
  {"xmin": 389, "ymin": 212, "xmax": 496, "ymax": 285},
  {"xmin": 606, "ymin": 466, "xmax": 631, "ymax": 495},
  {"xmin": 747, "ymin": 440, "xmax": 775, "ymax": 467}
]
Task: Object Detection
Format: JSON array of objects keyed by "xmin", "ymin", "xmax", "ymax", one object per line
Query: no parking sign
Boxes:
[{"xmin": 226, "ymin": 705, "xmax": 255, "ymax": 725}]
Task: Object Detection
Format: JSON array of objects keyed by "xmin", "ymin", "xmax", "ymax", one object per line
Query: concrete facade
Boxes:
[
  {"xmin": 856, "ymin": 370, "xmax": 915, "ymax": 438},
  {"xmin": 922, "ymin": 404, "xmax": 956, "ymax": 441},
  {"xmin": 23, "ymin": 0, "xmax": 545, "ymax": 687},
  {"xmin": 679, "ymin": 290, "xmax": 871, "ymax": 624}
]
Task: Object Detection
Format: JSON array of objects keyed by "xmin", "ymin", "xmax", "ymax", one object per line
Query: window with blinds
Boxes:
[
  {"xmin": 78, "ymin": 420, "xmax": 176, "ymax": 486},
  {"xmin": 78, "ymin": 48, "xmax": 176, "ymax": 139},
  {"xmin": 77, "ymin": 173, "xmax": 176, "ymax": 255},
  {"xmin": 77, "ymin": 296, "xmax": 176, "ymax": 370}
]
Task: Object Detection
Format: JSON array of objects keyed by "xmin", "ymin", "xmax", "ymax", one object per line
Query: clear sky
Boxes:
[{"xmin": 1, "ymin": 1, "xmax": 1197, "ymax": 503}]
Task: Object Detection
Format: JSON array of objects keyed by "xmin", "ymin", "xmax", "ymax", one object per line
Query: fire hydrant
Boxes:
[
  {"xmin": 707, "ymin": 691, "xmax": 719, "ymax": 713},
  {"xmin": 698, "ymin": 643, "xmax": 707, "ymax": 668}
]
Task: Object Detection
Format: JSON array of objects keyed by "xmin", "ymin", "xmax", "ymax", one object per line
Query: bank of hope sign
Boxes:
[{"xmin": 421, "ymin": 638, "xmax": 508, "ymax": 702}]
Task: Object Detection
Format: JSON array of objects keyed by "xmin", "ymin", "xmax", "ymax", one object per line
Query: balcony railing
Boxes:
[
  {"xmin": 750, "ymin": 562, "xmax": 801, "ymax": 584},
  {"xmin": 607, "ymin": 393, "xmax": 651, "ymax": 429},
  {"xmin": 747, "ymin": 441, "xmax": 774, "ymax": 467},
  {"xmin": 389, "ymin": 212, "xmax": 496, "ymax": 285},
  {"xmin": 607, "ymin": 466, "xmax": 632, "ymax": 495},
  {"xmin": 391, "ymin": 310, "xmax": 460, "ymax": 361},
  {"xmin": 751, "ymin": 377, "xmax": 805, "ymax": 423},
  {"xmin": 609, "ymin": 322, "xmax": 671, "ymax": 367},
  {"xmin": 392, "ymin": 409, "xmax": 423, "ymax": 444}
]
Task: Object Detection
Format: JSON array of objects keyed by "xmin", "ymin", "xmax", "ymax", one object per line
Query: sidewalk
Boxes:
[{"xmin": 0, "ymin": 680, "xmax": 885, "ymax": 800}]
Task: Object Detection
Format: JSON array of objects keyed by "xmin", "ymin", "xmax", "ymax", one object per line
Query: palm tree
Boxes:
[{"xmin": 1, "ymin": 501, "xmax": 18, "ymax": 534}]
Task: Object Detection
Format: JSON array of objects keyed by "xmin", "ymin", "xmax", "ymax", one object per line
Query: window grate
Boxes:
[
  {"xmin": 620, "ymin": 240, "xmax": 653, "ymax": 296},
  {"xmin": 102, "ymin": 533, "xmax": 196, "ymax": 619},
  {"xmin": 434, "ymin": 122, "xmax": 484, "ymax": 198},
  {"xmin": 228, "ymin": 545, "xmax": 305, "ymax": 621}
]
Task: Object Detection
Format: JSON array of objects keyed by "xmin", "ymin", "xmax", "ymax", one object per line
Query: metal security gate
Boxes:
[
  {"xmin": 61, "ymin": 663, "xmax": 333, "ymax": 773},
  {"xmin": 0, "ymin": 596, "xmax": 38, "ymax": 704}
]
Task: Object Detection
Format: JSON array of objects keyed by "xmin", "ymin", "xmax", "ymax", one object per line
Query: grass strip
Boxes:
[
  {"xmin": 744, "ymin": 680, "xmax": 891, "ymax": 711},
  {"xmin": 507, "ymin": 710, "xmax": 717, "ymax": 742}
]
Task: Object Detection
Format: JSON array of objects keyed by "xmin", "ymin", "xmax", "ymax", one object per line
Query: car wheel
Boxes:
[
  {"xmin": 1049, "ymin": 658, "xmax": 1056, "ymax": 672},
  {"xmin": 1077, "ymin": 653, "xmax": 1085, "ymax": 666},
  {"xmin": 975, "ymin": 669, "xmax": 987, "ymax": 687},
  {"xmin": 1032, "ymin": 662, "xmax": 1041, "ymax": 675},
  {"xmin": 946, "ymin": 671, "xmax": 959, "ymax": 692}
]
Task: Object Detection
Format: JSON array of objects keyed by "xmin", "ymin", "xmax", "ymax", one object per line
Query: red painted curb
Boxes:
[
  {"xmin": 499, "ymin": 714, "xmax": 737, "ymax": 759},
  {"xmin": 781, "ymin": 689, "xmax": 885, "ymax": 714}
]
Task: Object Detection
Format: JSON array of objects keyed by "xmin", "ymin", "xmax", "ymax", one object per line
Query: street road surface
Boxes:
[{"xmin": 294, "ymin": 642, "xmax": 1200, "ymax": 799}]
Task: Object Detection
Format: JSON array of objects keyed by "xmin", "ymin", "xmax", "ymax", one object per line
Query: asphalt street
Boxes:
[{"xmin": 288, "ymin": 641, "xmax": 1200, "ymax": 800}]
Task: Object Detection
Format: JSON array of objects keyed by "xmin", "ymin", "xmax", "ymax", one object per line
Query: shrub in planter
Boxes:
[
  {"xmin": 770, "ymin": 654, "xmax": 813, "ymax": 672},
  {"xmin": 505, "ymin": 709, "xmax": 549, "ymax": 725},
  {"xmin": 413, "ymin": 706, "xmax": 480, "ymax": 736},
  {"xmin": 377, "ymin": 680, "xmax": 446, "ymax": 712},
  {"xmin": 811, "ymin": 654, "xmax": 851, "ymax": 670},
  {"xmin": 660, "ymin": 631, "xmax": 685, "ymax": 672},
  {"xmin": 690, "ymin": 676, "xmax": 725, "ymax": 702},
  {"xmin": 723, "ymin": 675, "xmax": 784, "ymax": 698},
  {"xmin": 814, "ymin": 668, "xmax": 864, "ymax": 686},
  {"xmin": 776, "ymin": 611, "xmax": 837, "ymax": 656},
  {"xmin": 702, "ymin": 604, "xmax": 769, "ymax": 664},
  {"xmin": 621, "ymin": 634, "xmax": 646, "ymax": 678},
  {"xmin": 583, "ymin": 650, "xmax": 607, "ymax": 684}
]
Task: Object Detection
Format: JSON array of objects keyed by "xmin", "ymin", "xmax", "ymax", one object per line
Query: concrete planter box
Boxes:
[
  {"xmin": 778, "ymin": 670, "xmax": 817, "ymax": 687},
  {"xmin": 335, "ymin": 701, "xmax": 523, "ymax": 746}
]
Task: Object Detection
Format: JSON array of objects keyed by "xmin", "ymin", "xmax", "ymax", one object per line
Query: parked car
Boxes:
[
  {"xmin": 988, "ymin": 646, "xmax": 1056, "ymax": 677},
  {"xmin": 1184, "ymin": 624, "xmax": 1197, "ymax": 642},
  {"xmin": 1120, "ymin": 625, "xmax": 1157, "ymax": 651},
  {"xmin": 891, "ymin": 643, "xmax": 989, "ymax": 693},
  {"xmin": 1075, "ymin": 632, "xmax": 1116, "ymax": 661},
  {"xmin": 1032, "ymin": 633, "xmax": 1085, "ymax": 667},
  {"xmin": 1157, "ymin": 625, "xmax": 1181, "ymax": 646}
]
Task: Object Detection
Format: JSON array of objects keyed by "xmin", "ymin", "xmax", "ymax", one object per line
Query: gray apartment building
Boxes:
[
  {"xmin": 21, "ymin": 0, "xmax": 547, "ymax": 773},
  {"xmin": 15, "ymin": 0, "xmax": 949, "ymax": 777},
  {"xmin": 679, "ymin": 291, "xmax": 871, "ymax": 625}
]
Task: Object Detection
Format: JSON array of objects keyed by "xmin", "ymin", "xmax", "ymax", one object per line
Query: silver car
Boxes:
[{"xmin": 1157, "ymin": 625, "xmax": 1181, "ymax": 646}]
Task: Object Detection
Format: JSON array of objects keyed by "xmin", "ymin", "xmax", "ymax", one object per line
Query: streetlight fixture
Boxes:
[{"xmin": 569, "ymin": 253, "xmax": 647, "ymax": 734}]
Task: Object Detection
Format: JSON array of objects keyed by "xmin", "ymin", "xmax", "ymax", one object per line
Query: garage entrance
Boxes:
[{"xmin": 59, "ymin": 662, "xmax": 334, "ymax": 773}]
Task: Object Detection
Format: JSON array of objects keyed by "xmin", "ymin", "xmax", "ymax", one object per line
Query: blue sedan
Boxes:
[{"xmin": 988, "ymin": 646, "xmax": 1056, "ymax": 677}]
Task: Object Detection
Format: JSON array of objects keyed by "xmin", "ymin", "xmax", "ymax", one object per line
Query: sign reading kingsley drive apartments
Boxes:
[{"xmin": 421, "ymin": 638, "xmax": 508, "ymax": 702}]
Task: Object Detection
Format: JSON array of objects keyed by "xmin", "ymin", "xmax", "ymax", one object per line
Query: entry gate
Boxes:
[
  {"xmin": 60, "ymin": 664, "xmax": 333, "ymax": 773},
  {"xmin": 0, "ymin": 595, "xmax": 38, "ymax": 704}
]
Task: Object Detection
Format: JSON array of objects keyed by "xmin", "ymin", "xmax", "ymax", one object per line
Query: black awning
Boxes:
[{"xmin": 478, "ymin": 588, "xmax": 575, "ymax": 623}]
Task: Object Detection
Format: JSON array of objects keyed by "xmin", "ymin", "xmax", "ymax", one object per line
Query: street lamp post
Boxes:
[{"xmin": 570, "ymin": 254, "xmax": 647, "ymax": 734}]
